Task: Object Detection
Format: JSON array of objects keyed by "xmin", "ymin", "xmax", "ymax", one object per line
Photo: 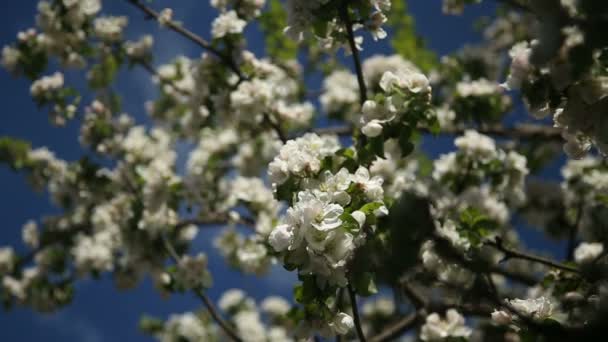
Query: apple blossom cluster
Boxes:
[
  {"xmin": 432, "ymin": 130, "xmax": 529, "ymax": 225},
  {"xmin": 452, "ymin": 78, "xmax": 511, "ymax": 123},
  {"xmin": 420, "ymin": 309, "xmax": 472, "ymax": 341},
  {"xmin": 442, "ymin": 0, "xmax": 482, "ymax": 15},
  {"xmin": 211, "ymin": 10, "xmax": 247, "ymax": 39},
  {"xmin": 124, "ymin": 35, "xmax": 154, "ymax": 60},
  {"xmin": 142, "ymin": 289, "xmax": 297, "ymax": 341},
  {"xmin": 157, "ymin": 312, "xmax": 215, "ymax": 342},
  {"xmin": 320, "ymin": 69, "xmax": 359, "ymax": 120},
  {"xmin": 561, "ymin": 156, "xmax": 608, "ymax": 241},
  {"xmin": 321, "ymin": 54, "xmax": 424, "ymax": 124},
  {"xmin": 284, "ymin": 0, "xmax": 391, "ymax": 45},
  {"xmin": 268, "ymin": 165, "xmax": 388, "ymax": 288},
  {"xmin": 360, "ymin": 69, "xmax": 432, "ymax": 137},
  {"xmin": 497, "ymin": 1, "xmax": 608, "ymax": 158},
  {"xmin": 268, "ymin": 133, "xmax": 341, "ymax": 186},
  {"xmin": 229, "ymin": 52, "xmax": 313, "ymax": 129},
  {"xmin": 211, "ymin": 0, "xmax": 266, "ymax": 20},
  {"xmin": 507, "ymin": 296, "xmax": 555, "ymax": 320}
]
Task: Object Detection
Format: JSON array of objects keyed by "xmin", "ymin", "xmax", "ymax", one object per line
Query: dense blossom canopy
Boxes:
[{"xmin": 1, "ymin": 0, "xmax": 608, "ymax": 341}]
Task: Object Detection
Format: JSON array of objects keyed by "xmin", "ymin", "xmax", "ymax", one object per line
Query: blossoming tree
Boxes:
[{"xmin": 1, "ymin": 0, "xmax": 608, "ymax": 341}]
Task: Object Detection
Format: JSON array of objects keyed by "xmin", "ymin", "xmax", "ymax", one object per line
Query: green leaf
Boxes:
[
  {"xmin": 340, "ymin": 213, "xmax": 361, "ymax": 233},
  {"xmin": 88, "ymin": 54, "xmax": 120, "ymax": 89},
  {"xmin": 359, "ymin": 202, "xmax": 384, "ymax": 215},
  {"xmin": 0, "ymin": 137, "xmax": 32, "ymax": 170},
  {"xmin": 258, "ymin": 0, "xmax": 298, "ymax": 61},
  {"xmin": 387, "ymin": 0, "xmax": 438, "ymax": 72}
]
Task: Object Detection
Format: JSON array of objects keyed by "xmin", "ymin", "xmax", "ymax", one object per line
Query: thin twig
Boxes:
[
  {"xmin": 400, "ymin": 280, "xmax": 427, "ymax": 309},
  {"xmin": 495, "ymin": 0, "xmax": 532, "ymax": 12},
  {"xmin": 338, "ymin": 2, "xmax": 367, "ymax": 106},
  {"xmin": 370, "ymin": 312, "xmax": 419, "ymax": 342},
  {"xmin": 126, "ymin": 0, "xmax": 243, "ymax": 79},
  {"xmin": 488, "ymin": 237, "xmax": 580, "ymax": 274},
  {"xmin": 566, "ymin": 203, "xmax": 584, "ymax": 261},
  {"xmin": 347, "ymin": 283, "xmax": 367, "ymax": 342},
  {"xmin": 310, "ymin": 123, "xmax": 563, "ymax": 141},
  {"xmin": 263, "ymin": 114, "xmax": 288, "ymax": 143},
  {"xmin": 161, "ymin": 235, "xmax": 243, "ymax": 342}
]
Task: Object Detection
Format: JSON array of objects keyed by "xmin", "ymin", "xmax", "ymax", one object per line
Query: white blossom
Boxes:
[
  {"xmin": 574, "ymin": 242, "xmax": 604, "ymax": 264},
  {"xmin": 212, "ymin": 11, "xmax": 247, "ymax": 39},
  {"xmin": 508, "ymin": 296, "xmax": 555, "ymax": 319},
  {"xmin": 420, "ymin": 309, "xmax": 472, "ymax": 341}
]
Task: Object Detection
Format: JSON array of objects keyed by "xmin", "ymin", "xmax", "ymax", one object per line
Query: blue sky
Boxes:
[{"xmin": 0, "ymin": 1, "xmax": 564, "ymax": 341}]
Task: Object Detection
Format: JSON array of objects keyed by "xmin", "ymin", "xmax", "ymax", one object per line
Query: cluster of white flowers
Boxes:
[
  {"xmin": 284, "ymin": 0, "xmax": 390, "ymax": 47},
  {"xmin": 269, "ymin": 163, "xmax": 387, "ymax": 288},
  {"xmin": 421, "ymin": 241, "xmax": 474, "ymax": 286},
  {"xmin": 362, "ymin": 296, "xmax": 395, "ymax": 318},
  {"xmin": 456, "ymin": 78, "xmax": 502, "ymax": 98},
  {"xmin": 503, "ymin": 41, "xmax": 533, "ymax": 90},
  {"xmin": 157, "ymin": 8, "xmax": 173, "ymax": 26},
  {"xmin": 269, "ymin": 190, "xmax": 354, "ymax": 287},
  {"xmin": 0, "ymin": 247, "xmax": 16, "ymax": 275},
  {"xmin": 158, "ymin": 313, "xmax": 212, "ymax": 342},
  {"xmin": 420, "ymin": 309, "xmax": 472, "ymax": 341},
  {"xmin": 553, "ymin": 77, "xmax": 608, "ymax": 158},
  {"xmin": 268, "ymin": 133, "xmax": 340, "ymax": 186},
  {"xmin": 360, "ymin": 69, "xmax": 431, "ymax": 137},
  {"xmin": 561, "ymin": 157, "xmax": 608, "ymax": 239},
  {"xmin": 574, "ymin": 242, "xmax": 604, "ymax": 264},
  {"xmin": 369, "ymin": 140, "xmax": 429, "ymax": 198},
  {"xmin": 124, "ymin": 35, "xmax": 154, "ymax": 59},
  {"xmin": 320, "ymin": 70, "xmax": 359, "ymax": 119},
  {"xmin": 362, "ymin": 54, "xmax": 420, "ymax": 90},
  {"xmin": 94, "ymin": 16, "xmax": 128, "ymax": 42},
  {"xmin": 172, "ymin": 253, "xmax": 212, "ymax": 290},
  {"xmin": 119, "ymin": 127, "xmax": 180, "ymax": 235},
  {"xmin": 507, "ymin": 296, "xmax": 555, "ymax": 319},
  {"xmin": 27, "ymin": 147, "xmax": 73, "ymax": 206},
  {"xmin": 215, "ymin": 229, "xmax": 272, "ymax": 275},
  {"xmin": 231, "ymin": 54, "xmax": 312, "ymax": 128},
  {"xmin": 21, "ymin": 221, "xmax": 39, "ymax": 248},
  {"xmin": 432, "ymin": 130, "xmax": 528, "ymax": 225},
  {"xmin": 217, "ymin": 289, "xmax": 294, "ymax": 342},
  {"xmin": 211, "ymin": 0, "xmax": 266, "ymax": 19},
  {"xmin": 1, "ymin": 45, "xmax": 20, "ymax": 73},
  {"xmin": 79, "ymin": 100, "xmax": 135, "ymax": 155},
  {"xmin": 211, "ymin": 10, "xmax": 247, "ymax": 39},
  {"xmin": 30, "ymin": 72, "xmax": 64, "ymax": 98}
]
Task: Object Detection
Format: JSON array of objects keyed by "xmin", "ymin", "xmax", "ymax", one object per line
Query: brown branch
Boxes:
[
  {"xmin": 347, "ymin": 283, "xmax": 367, "ymax": 342},
  {"xmin": 126, "ymin": 0, "xmax": 243, "ymax": 79},
  {"xmin": 488, "ymin": 237, "xmax": 580, "ymax": 274},
  {"xmin": 495, "ymin": 0, "xmax": 532, "ymax": 12},
  {"xmin": 400, "ymin": 280, "xmax": 427, "ymax": 309},
  {"xmin": 338, "ymin": 2, "xmax": 367, "ymax": 106},
  {"xmin": 161, "ymin": 235, "xmax": 243, "ymax": 342},
  {"xmin": 310, "ymin": 123, "xmax": 562, "ymax": 141},
  {"xmin": 175, "ymin": 214, "xmax": 256, "ymax": 230},
  {"xmin": 369, "ymin": 312, "xmax": 419, "ymax": 342}
]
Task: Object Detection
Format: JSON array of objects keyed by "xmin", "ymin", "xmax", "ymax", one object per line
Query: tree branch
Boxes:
[
  {"xmin": 161, "ymin": 235, "xmax": 243, "ymax": 342},
  {"xmin": 125, "ymin": 0, "xmax": 243, "ymax": 79},
  {"xmin": 338, "ymin": 3, "xmax": 367, "ymax": 106},
  {"xmin": 488, "ymin": 237, "xmax": 581, "ymax": 274},
  {"xmin": 310, "ymin": 123, "xmax": 562, "ymax": 141},
  {"xmin": 347, "ymin": 283, "xmax": 367, "ymax": 342},
  {"xmin": 370, "ymin": 312, "xmax": 419, "ymax": 342}
]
